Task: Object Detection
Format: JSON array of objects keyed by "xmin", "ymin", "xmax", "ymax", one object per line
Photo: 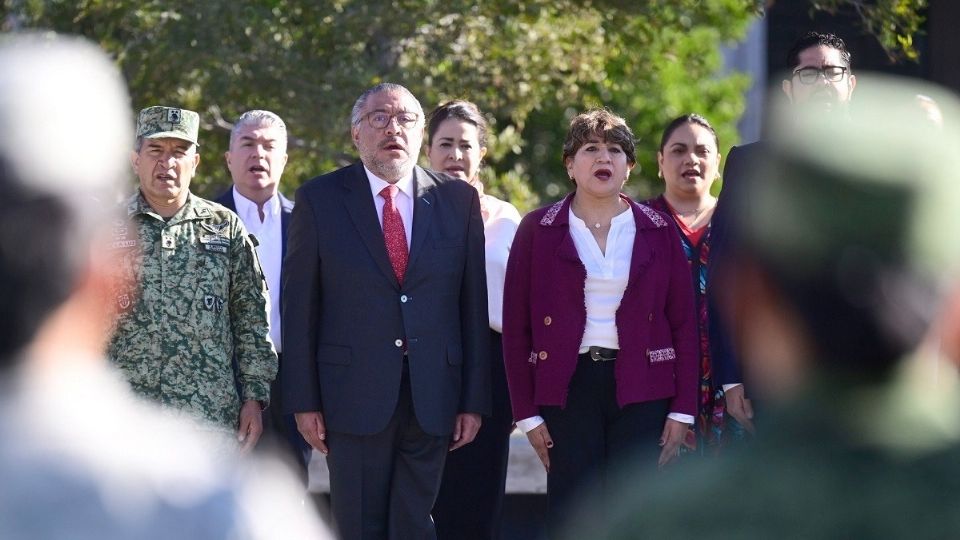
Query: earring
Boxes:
[{"xmin": 657, "ymin": 169, "xmax": 663, "ymax": 179}]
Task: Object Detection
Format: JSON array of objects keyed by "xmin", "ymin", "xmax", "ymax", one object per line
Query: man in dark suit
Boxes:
[
  {"xmin": 710, "ymin": 31, "xmax": 857, "ymax": 430},
  {"xmin": 215, "ymin": 110, "xmax": 310, "ymax": 472},
  {"xmin": 282, "ymin": 83, "xmax": 490, "ymax": 539}
]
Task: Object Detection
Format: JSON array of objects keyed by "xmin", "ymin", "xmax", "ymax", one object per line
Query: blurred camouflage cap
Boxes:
[{"xmin": 136, "ymin": 106, "xmax": 199, "ymax": 145}]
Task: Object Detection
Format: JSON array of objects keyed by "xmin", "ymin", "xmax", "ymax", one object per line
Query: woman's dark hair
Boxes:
[
  {"xmin": 658, "ymin": 114, "xmax": 719, "ymax": 152},
  {"xmin": 562, "ymin": 109, "xmax": 637, "ymax": 167},
  {"xmin": 426, "ymin": 100, "xmax": 489, "ymax": 148}
]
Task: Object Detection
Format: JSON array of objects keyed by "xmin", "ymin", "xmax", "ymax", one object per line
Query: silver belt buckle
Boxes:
[{"xmin": 589, "ymin": 346, "xmax": 614, "ymax": 362}]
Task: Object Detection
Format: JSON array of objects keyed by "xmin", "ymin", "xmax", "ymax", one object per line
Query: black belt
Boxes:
[{"xmin": 585, "ymin": 346, "xmax": 618, "ymax": 362}]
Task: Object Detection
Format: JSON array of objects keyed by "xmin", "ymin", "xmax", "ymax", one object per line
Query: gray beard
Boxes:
[{"xmin": 368, "ymin": 156, "xmax": 415, "ymax": 181}]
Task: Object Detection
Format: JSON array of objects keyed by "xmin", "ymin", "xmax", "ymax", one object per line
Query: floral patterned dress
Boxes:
[{"xmin": 645, "ymin": 195, "xmax": 743, "ymax": 454}]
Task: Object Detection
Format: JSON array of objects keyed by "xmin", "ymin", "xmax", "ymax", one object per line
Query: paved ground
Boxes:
[{"xmin": 307, "ymin": 431, "xmax": 546, "ymax": 494}]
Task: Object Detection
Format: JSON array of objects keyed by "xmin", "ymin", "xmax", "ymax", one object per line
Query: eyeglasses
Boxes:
[
  {"xmin": 793, "ymin": 66, "xmax": 848, "ymax": 85},
  {"xmin": 363, "ymin": 111, "xmax": 419, "ymax": 129}
]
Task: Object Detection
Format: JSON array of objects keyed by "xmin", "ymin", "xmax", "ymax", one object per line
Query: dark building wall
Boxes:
[
  {"xmin": 765, "ymin": 1, "xmax": 927, "ymax": 81},
  {"xmin": 927, "ymin": 0, "xmax": 960, "ymax": 92}
]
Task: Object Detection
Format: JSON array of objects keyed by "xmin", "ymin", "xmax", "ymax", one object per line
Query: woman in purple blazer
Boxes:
[{"xmin": 502, "ymin": 109, "xmax": 698, "ymax": 535}]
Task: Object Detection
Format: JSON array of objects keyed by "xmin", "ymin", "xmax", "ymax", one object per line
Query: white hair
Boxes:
[
  {"xmin": 230, "ymin": 110, "xmax": 287, "ymax": 150},
  {"xmin": 350, "ymin": 83, "xmax": 423, "ymax": 127}
]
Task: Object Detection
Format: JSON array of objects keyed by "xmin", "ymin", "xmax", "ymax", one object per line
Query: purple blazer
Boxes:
[{"xmin": 502, "ymin": 193, "xmax": 698, "ymax": 421}]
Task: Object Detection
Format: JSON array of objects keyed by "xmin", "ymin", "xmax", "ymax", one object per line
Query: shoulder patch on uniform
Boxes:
[
  {"xmin": 540, "ymin": 200, "xmax": 564, "ymax": 226},
  {"xmin": 638, "ymin": 204, "xmax": 667, "ymax": 228},
  {"xmin": 199, "ymin": 221, "xmax": 231, "ymax": 252}
]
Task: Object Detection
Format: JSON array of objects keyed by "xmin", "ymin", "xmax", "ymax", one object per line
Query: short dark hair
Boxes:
[
  {"xmin": 658, "ymin": 114, "xmax": 719, "ymax": 152},
  {"xmin": 0, "ymin": 158, "xmax": 79, "ymax": 365},
  {"xmin": 426, "ymin": 100, "xmax": 489, "ymax": 149},
  {"xmin": 786, "ymin": 31, "xmax": 852, "ymax": 70},
  {"xmin": 562, "ymin": 109, "xmax": 637, "ymax": 167}
]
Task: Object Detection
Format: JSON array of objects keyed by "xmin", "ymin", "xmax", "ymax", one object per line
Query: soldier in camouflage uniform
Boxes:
[{"xmin": 108, "ymin": 106, "xmax": 278, "ymax": 451}]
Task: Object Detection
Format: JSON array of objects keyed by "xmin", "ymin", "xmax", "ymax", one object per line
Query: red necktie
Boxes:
[{"xmin": 380, "ymin": 184, "xmax": 408, "ymax": 284}]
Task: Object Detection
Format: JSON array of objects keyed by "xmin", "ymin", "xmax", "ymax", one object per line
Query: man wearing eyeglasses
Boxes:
[
  {"xmin": 709, "ymin": 32, "xmax": 856, "ymax": 438},
  {"xmin": 781, "ymin": 32, "xmax": 857, "ymax": 114},
  {"xmin": 282, "ymin": 83, "xmax": 490, "ymax": 539}
]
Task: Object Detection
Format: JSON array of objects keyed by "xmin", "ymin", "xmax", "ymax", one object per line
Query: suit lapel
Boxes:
[
  {"xmin": 342, "ymin": 164, "xmax": 401, "ymax": 289},
  {"xmin": 626, "ymin": 199, "xmax": 653, "ymax": 288},
  {"xmin": 546, "ymin": 195, "xmax": 581, "ymax": 264},
  {"xmin": 280, "ymin": 193, "xmax": 292, "ymax": 261},
  {"xmin": 407, "ymin": 167, "xmax": 435, "ymax": 273}
]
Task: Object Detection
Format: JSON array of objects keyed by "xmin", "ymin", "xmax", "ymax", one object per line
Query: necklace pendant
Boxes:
[{"xmin": 594, "ymin": 222, "xmax": 601, "ymax": 229}]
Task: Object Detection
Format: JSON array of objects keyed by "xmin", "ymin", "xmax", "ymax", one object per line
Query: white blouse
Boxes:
[
  {"xmin": 568, "ymin": 207, "xmax": 635, "ymax": 352},
  {"xmin": 481, "ymin": 194, "xmax": 521, "ymax": 333}
]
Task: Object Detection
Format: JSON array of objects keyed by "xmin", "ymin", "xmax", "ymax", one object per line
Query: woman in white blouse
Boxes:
[
  {"xmin": 502, "ymin": 109, "xmax": 698, "ymax": 536},
  {"xmin": 426, "ymin": 100, "xmax": 522, "ymax": 540}
]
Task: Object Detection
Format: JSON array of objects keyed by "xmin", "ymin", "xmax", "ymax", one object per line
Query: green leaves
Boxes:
[{"xmin": 6, "ymin": 0, "xmax": 925, "ymax": 210}]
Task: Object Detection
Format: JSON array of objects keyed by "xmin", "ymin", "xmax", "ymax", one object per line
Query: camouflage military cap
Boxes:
[{"xmin": 136, "ymin": 106, "xmax": 200, "ymax": 145}]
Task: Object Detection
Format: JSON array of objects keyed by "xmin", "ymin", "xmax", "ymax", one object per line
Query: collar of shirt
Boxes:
[
  {"xmin": 365, "ymin": 165, "xmax": 415, "ymax": 203},
  {"xmin": 232, "ymin": 187, "xmax": 281, "ymax": 224}
]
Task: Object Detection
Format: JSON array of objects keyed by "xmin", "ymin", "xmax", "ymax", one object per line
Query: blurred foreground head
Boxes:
[
  {"xmin": 0, "ymin": 33, "xmax": 131, "ymax": 366},
  {"xmin": 716, "ymin": 75, "xmax": 960, "ymax": 398}
]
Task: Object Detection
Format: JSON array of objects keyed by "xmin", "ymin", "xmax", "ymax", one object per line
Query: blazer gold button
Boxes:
[
  {"xmin": 543, "ymin": 316, "xmax": 552, "ymax": 326},
  {"xmin": 538, "ymin": 350, "xmax": 548, "ymax": 361},
  {"xmin": 394, "ymin": 339, "xmax": 403, "ymax": 347}
]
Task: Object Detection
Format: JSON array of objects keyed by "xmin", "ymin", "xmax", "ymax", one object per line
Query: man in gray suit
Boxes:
[{"xmin": 282, "ymin": 83, "xmax": 490, "ymax": 539}]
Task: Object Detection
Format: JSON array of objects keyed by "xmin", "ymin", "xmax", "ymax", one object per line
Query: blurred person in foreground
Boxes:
[
  {"xmin": 0, "ymin": 33, "xmax": 330, "ymax": 539},
  {"xmin": 570, "ymin": 75, "xmax": 960, "ymax": 539},
  {"xmin": 216, "ymin": 110, "xmax": 311, "ymax": 474},
  {"xmin": 426, "ymin": 100, "xmax": 522, "ymax": 540},
  {"xmin": 502, "ymin": 109, "xmax": 697, "ymax": 537},
  {"xmin": 644, "ymin": 114, "xmax": 749, "ymax": 454},
  {"xmin": 108, "ymin": 102, "xmax": 277, "ymax": 453},
  {"xmin": 710, "ymin": 31, "xmax": 859, "ymax": 428}
]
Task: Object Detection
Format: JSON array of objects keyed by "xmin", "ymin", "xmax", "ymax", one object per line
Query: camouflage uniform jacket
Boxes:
[{"xmin": 108, "ymin": 192, "xmax": 278, "ymax": 432}]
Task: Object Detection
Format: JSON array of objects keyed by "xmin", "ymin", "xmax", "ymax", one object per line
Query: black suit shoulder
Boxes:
[
  {"xmin": 213, "ymin": 189, "xmax": 235, "ymax": 211},
  {"xmin": 298, "ymin": 162, "xmax": 364, "ymax": 199}
]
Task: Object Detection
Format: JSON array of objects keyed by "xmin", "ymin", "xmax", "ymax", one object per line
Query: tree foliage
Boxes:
[
  {"xmin": 3, "ymin": 0, "xmax": 925, "ymax": 209},
  {"xmin": 805, "ymin": 0, "xmax": 928, "ymax": 62}
]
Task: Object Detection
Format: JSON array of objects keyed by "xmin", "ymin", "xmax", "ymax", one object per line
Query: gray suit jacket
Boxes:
[{"xmin": 281, "ymin": 162, "xmax": 490, "ymax": 436}]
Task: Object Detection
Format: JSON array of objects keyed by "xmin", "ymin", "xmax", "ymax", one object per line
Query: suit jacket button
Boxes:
[
  {"xmin": 538, "ymin": 350, "xmax": 548, "ymax": 361},
  {"xmin": 400, "ymin": 295, "xmax": 408, "ymax": 303},
  {"xmin": 543, "ymin": 316, "xmax": 552, "ymax": 326},
  {"xmin": 394, "ymin": 339, "xmax": 404, "ymax": 347},
  {"xmin": 648, "ymin": 312, "xmax": 654, "ymax": 322}
]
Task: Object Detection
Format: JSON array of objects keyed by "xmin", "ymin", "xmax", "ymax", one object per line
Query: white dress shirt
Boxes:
[
  {"xmin": 517, "ymin": 206, "xmax": 693, "ymax": 433},
  {"xmin": 365, "ymin": 166, "xmax": 414, "ymax": 247},
  {"xmin": 233, "ymin": 187, "xmax": 283, "ymax": 353},
  {"xmin": 480, "ymin": 194, "xmax": 521, "ymax": 333}
]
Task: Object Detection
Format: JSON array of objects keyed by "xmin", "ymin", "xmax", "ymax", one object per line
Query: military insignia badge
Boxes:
[
  {"xmin": 200, "ymin": 222, "xmax": 230, "ymax": 253},
  {"xmin": 203, "ymin": 293, "xmax": 225, "ymax": 313},
  {"xmin": 167, "ymin": 108, "xmax": 182, "ymax": 124}
]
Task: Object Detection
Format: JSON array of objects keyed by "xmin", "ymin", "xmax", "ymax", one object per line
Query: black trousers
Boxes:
[
  {"xmin": 326, "ymin": 365, "xmax": 449, "ymax": 540},
  {"xmin": 541, "ymin": 355, "xmax": 668, "ymax": 538},
  {"xmin": 259, "ymin": 353, "xmax": 313, "ymax": 482},
  {"xmin": 433, "ymin": 329, "xmax": 513, "ymax": 540}
]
